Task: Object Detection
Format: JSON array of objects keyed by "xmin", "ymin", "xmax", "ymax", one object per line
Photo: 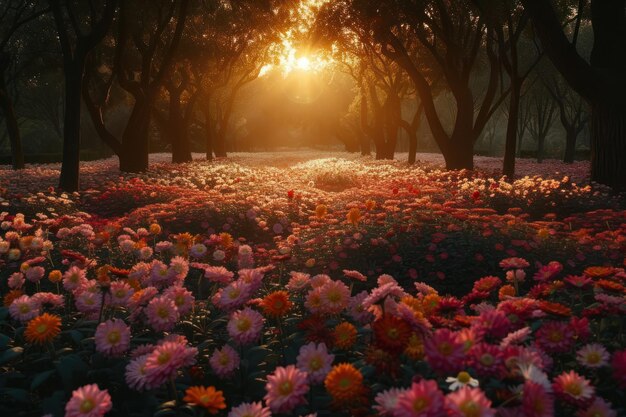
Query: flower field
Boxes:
[{"xmin": 0, "ymin": 152, "xmax": 625, "ymax": 417}]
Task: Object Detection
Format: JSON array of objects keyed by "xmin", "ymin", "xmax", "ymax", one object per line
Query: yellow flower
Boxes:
[{"xmin": 346, "ymin": 207, "xmax": 362, "ymax": 226}]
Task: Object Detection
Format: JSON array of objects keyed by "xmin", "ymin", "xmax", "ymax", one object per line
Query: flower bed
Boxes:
[{"xmin": 0, "ymin": 153, "xmax": 624, "ymax": 416}]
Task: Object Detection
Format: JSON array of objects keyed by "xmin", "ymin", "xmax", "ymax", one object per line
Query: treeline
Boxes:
[{"xmin": 0, "ymin": 1, "xmax": 624, "ymax": 191}]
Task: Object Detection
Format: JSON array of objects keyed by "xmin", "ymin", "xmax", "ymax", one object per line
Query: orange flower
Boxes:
[
  {"xmin": 149, "ymin": 223, "xmax": 162, "ymax": 235},
  {"xmin": 421, "ymin": 293, "xmax": 441, "ymax": 315},
  {"xmin": 595, "ymin": 279, "xmax": 626, "ymax": 294},
  {"xmin": 48, "ymin": 270, "xmax": 62, "ymax": 283},
  {"xmin": 183, "ymin": 386, "xmax": 226, "ymax": 414},
  {"xmin": 538, "ymin": 301, "xmax": 572, "ymax": 317},
  {"xmin": 404, "ymin": 332, "xmax": 425, "ymax": 360},
  {"xmin": 219, "ymin": 232, "xmax": 233, "ymax": 248},
  {"xmin": 499, "ymin": 284, "xmax": 516, "ymax": 300},
  {"xmin": 365, "ymin": 199, "xmax": 376, "ymax": 210},
  {"xmin": 373, "ymin": 315, "xmax": 411, "ymax": 353},
  {"xmin": 584, "ymin": 266, "xmax": 615, "ymax": 279},
  {"xmin": 3, "ymin": 289, "xmax": 24, "ymax": 307},
  {"xmin": 315, "ymin": 204, "xmax": 328, "ymax": 218},
  {"xmin": 261, "ymin": 291, "xmax": 292, "ymax": 318},
  {"xmin": 346, "ymin": 207, "xmax": 362, "ymax": 226},
  {"xmin": 324, "ymin": 363, "xmax": 364, "ymax": 402},
  {"xmin": 25, "ymin": 313, "xmax": 61, "ymax": 345},
  {"xmin": 333, "ymin": 322, "xmax": 357, "ymax": 349}
]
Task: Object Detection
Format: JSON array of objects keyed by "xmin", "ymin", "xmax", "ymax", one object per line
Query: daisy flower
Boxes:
[
  {"xmin": 395, "ymin": 379, "xmax": 445, "ymax": 417},
  {"xmin": 9, "ymin": 294, "xmax": 40, "ymax": 322},
  {"xmin": 24, "ymin": 313, "xmax": 61, "ymax": 345},
  {"xmin": 227, "ymin": 402, "xmax": 271, "ymax": 417},
  {"xmin": 227, "ymin": 307, "xmax": 264, "ymax": 345},
  {"xmin": 552, "ymin": 370, "xmax": 595, "ymax": 407},
  {"xmin": 209, "ymin": 344, "xmax": 240, "ymax": 378},
  {"xmin": 576, "ymin": 397, "xmax": 617, "ymax": 417},
  {"xmin": 446, "ymin": 371, "xmax": 479, "ymax": 391},
  {"xmin": 144, "ymin": 296, "xmax": 180, "ymax": 332},
  {"xmin": 324, "ymin": 363, "xmax": 363, "ymax": 404},
  {"xmin": 522, "ymin": 381, "xmax": 554, "ymax": 417},
  {"xmin": 183, "ymin": 386, "xmax": 226, "ymax": 414},
  {"xmin": 445, "ymin": 386, "xmax": 495, "ymax": 417},
  {"xmin": 143, "ymin": 341, "xmax": 198, "ymax": 389}
]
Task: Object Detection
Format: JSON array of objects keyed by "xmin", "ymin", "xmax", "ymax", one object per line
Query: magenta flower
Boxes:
[
  {"xmin": 64, "ymin": 384, "xmax": 112, "ymax": 417},
  {"xmin": 94, "ymin": 319, "xmax": 131, "ymax": 357},
  {"xmin": 264, "ymin": 365, "xmax": 309, "ymax": 414}
]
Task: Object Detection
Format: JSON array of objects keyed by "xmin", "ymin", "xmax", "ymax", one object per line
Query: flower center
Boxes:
[
  {"xmin": 36, "ymin": 324, "xmax": 48, "ymax": 334},
  {"xmin": 460, "ymin": 400, "xmax": 480, "ymax": 417},
  {"xmin": 565, "ymin": 382, "xmax": 582, "ymax": 397},
  {"xmin": 439, "ymin": 342, "xmax": 452, "ymax": 355},
  {"xmin": 548, "ymin": 330, "xmax": 563, "ymax": 342},
  {"xmin": 480, "ymin": 354, "xmax": 494, "ymax": 366},
  {"xmin": 157, "ymin": 307, "xmax": 169, "ymax": 319},
  {"xmin": 158, "ymin": 352, "xmax": 171, "ymax": 365},
  {"xmin": 309, "ymin": 357, "xmax": 322, "ymax": 371},
  {"xmin": 19, "ymin": 304, "xmax": 30, "ymax": 313},
  {"xmin": 586, "ymin": 352, "xmax": 601, "ymax": 364},
  {"xmin": 279, "ymin": 381, "xmax": 293, "ymax": 395},
  {"xmin": 107, "ymin": 330, "xmax": 121, "ymax": 344},
  {"xmin": 80, "ymin": 399, "xmax": 95, "ymax": 413},
  {"xmin": 237, "ymin": 319, "xmax": 251, "ymax": 332},
  {"xmin": 387, "ymin": 328, "xmax": 399, "ymax": 339},
  {"xmin": 457, "ymin": 371, "xmax": 471, "ymax": 384},
  {"xmin": 413, "ymin": 397, "xmax": 428, "ymax": 411}
]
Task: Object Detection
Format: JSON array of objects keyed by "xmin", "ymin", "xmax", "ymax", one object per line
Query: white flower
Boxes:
[
  {"xmin": 518, "ymin": 363, "xmax": 552, "ymax": 392},
  {"xmin": 213, "ymin": 249, "xmax": 226, "ymax": 261},
  {"xmin": 446, "ymin": 371, "xmax": 479, "ymax": 391}
]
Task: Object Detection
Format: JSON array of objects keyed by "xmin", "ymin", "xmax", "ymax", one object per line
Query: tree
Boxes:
[
  {"xmin": 520, "ymin": 0, "xmax": 626, "ymax": 189},
  {"xmin": 83, "ymin": 0, "xmax": 189, "ymax": 173},
  {"xmin": 0, "ymin": 0, "xmax": 49, "ymax": 169},
  {"xmin": 48, "ymin": 0, "xmax": 116, "ymax": 191},
  {"xmin": 526, "ymin": 85, "xmax": 557, "ymax": 162}
]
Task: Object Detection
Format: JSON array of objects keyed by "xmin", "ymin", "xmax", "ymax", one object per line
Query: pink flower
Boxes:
[
  {"xmin": 576, "ymin": 343, "xmax": 609, "ymax": 368},
  {"xmin": 144, "ymin": 296, "xmax": 180, "ymax": 332},
  {"xmin": 94, "ymin": 319, "xmax": 131, "ymax": 357},
  {"xmin": 264, "ymin": 365, "xmax": 309, "ymax": 414},
  {"xmin": 445, "ymin": 387, "xmax": 495, "ymax": 417},
  {"xmin": 296, "ymin": 342, "xmax": 334, "ymax": 384},
  {"xmin": 63, "ymin": 266, "xmax": 87, "ymax": 291},
  {"xmin": 499, "ymin": 257, "xmax": 530, "ymax": 269},
  {"xmin": 343, "ymin": 269, "xmax": 367, "ymax": 282},
  {"xmin": 209, "ymin": 344, "xmax": 240, "ymax": 378},
  {"xmin": 424, "ymin": 329, "xmax": 465, "ymax": 375},
  {"xmin": 227, "ymin": 307, "xmax": 264, "ymax": 345},
  {"xmin": 318, "ymin": 280, "xmax": 351, "ymax": 314},
  {"xmin": 373, "ymin": 387, "xmax": 406, "ymax": 416},
  {"xmin": 212, "ymin": 280, "xmax": 252, "ymax": 311},
  {"xmin": 64, "ymin": 384, "xmax": 112, "ymax": 417},
  {"xmin": 143, "ymin": 341, "xmax": 198, "ymax": 389},
  {"xmin": 395, "ymin": 379, "xmax": 445, "ymax": 417},
  {"xmin": 468, "ymin": 343, "xmax": 505, "ymax": 378},
  {"xmin": 227, "ymin": 402, "xmax": 271, "ymax": 417},
  {"xmin": 522, "ymin": 381, "xmax": 554, "ymax": 417},
  {"xmin": 203, "ymin": 266, "xmax": 234, "ymax": 284},
  {"xmin": 576, "ymin": 398, "xmax": 617, "ymax": 417},
  {"xmin": 163, "ymin": 286, "xmax": 194, "ymax": 316},
  {"xmin": 535, "ymin": 321, "xmax": 574, "ymax": 353},
  {"xmin": 533, "ymin": 262, "xmax": 562, "ymax": 282},
  {"xmin": 9, "ymin": 295, "xmax": 40, "ymax": 322},
  {"xmin": 108, "ymin": 281, "xmax": 134, "ymax": 307},
  {"xmin": 125, "ymin": 354, "xmax": 150, "ymax": 391},
  {"xmin": 25, "ymin": 266, "xmax": 45, "ymax": 282},
  {"xmin": 286, "ymin": 271, "xmax": 311, "ymax": 292},
  {"xmin": 7, "ymin": 272, "xmax": 25, "ymax": 289},
  {"xmin": 552, "ymin": 370, "xmax": 595, "ymax": 408}
]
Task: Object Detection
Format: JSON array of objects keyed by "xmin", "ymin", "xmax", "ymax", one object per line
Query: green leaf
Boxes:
[
  {"xmin": 0, "ymin": 347, "xmax": 23, "ymax": 365},
  {"xmin": 0, "ymin": 333, "xmax": 10, "ymax": 350},
  {"xmin": 31, "ymin": 369, "xmax": 56, "ymax": 390},
  {"xmin": 55, "ymin": 354, "xmax": 88, "ymax": 389},
  {"xmin": 2, "ymin": 388, "xmax": 29, "ymax": 402}
]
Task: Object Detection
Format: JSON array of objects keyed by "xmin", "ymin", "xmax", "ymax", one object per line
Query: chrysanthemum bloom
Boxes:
[
  {"xmin": 48, "ymin": 269, "xmax": 63, "ymax": 283},
  {"xmin": 63, "ymin": 266, "xmax": 88, "ymax": 291},
  {"xmin": 144, "ymin": 296, "xmax": 180, "ymax": 332},
  {"xmin": 445, "ymin": 386, "xmax": 495, "ymax": 417},
  {"xmin": 373, "ymin": 387, "xmax": 406, "ymax": 416},
  {"xmin": 576, "ymin": 397, "xmax": 617, "ymax": 417},
  {"xmin": 576, "ymin": 343, "xmax": 609, "ymax": 369},
  {"xmin": 424, "ymin": 329, "xmax": 465, "ymax": 375},
  {"xmin": 286, "ymin": 271, "xmax": 311, "ymax": 292},
  {"xmin": 264, "ymin": 365, "xmax": 309, "ymax": 414},
  {"xmin": 517, "ymin": 363, "xmax": 552, "ymax": 392},
  {"xmin": 346, "ymin": 207, "xmax": 361, "ymax": 225},
  {"xmin": 534, "ymin": 321, "xmax": 574, "ymax": 353},
  {"xmin": 163, "ymin": 285, "xmax": 195, "ymax": 316},
  {"xmin": 347, "ymin": 291, "xmax": 375, "ymax": 324},
  {"xmin": 499, "ymin": 257, "xmax": 530, "ymax": 269},
  {"xmin": 394, "ymin": 379, "xmax": 444, "ymax": 417},
  {"xmin": 183, "ymin": 386, "xmax": 226, "ymax": 414},
  {"xmin": 227, "ymin": 401, "xmax": 271, "ymax": 417},
  {"xmin": 209, "ymin": 344, "xmax": 240, "ymax": 378},
  {"xmin": 446, "ymin": 371, "xmax": 479, "ymax": 391},
  {"xmin": 227, "ymin": 307, "xmax": 264, "ymax": 345},
  {"xmin": 304, "ymin": 288, "xmax": 323, "ymax": 314},
  {"xmin": 108, "ymin": 281, "xmax": 134, "ymax": 307},
  {"xmin": 9, "ymin": 294, "xmax": 40, "ymax": 322},
  {"xmin": 296, "ymin": 342, "xmax": 334, "ymax": 384},
  {"xmin": 318, "ymin": 280, "xmax": 351, "ymax": 315},
  {"xmin": 94, "ymin": 319, "xmax": 131, "ymax": 357},
  {"xmin": 261, "ymin": 291, "xmax": 292, "ymax": 318},
  {"xmin": 324, "ymin": 363, "xmax": 363, "ymax": 404},
  {"xmin": 125, "ymin": 354, "xmax": 150, "ymax": 391},
  {"xmin": 189, "ymin": 243, "xmax": 208, "ymax": 258},
  {"xmin": 212, "ymin": 280, "xmax": 253, "ymax": 311},
  {"xmin": 373, "ymin": 314, "xmax": 411, "ymax": 353},
  {"xmin": 333, "ymin": 321, "xmax": 357, "ymax": 349},
  {"xmin": 522, "ymin": 381, "xmax": 554, "ymax": 417},
  {"xmin": 533, "ymin": 261, "xmax": 563, "ymax": 282},
  {"xmin": 64, "ymin": 384, "xmax": 112, "ymax": 417},
  {"xmin": 8, "ymin": 272, "xmax": 25, "ymax": 289},
  {"xmin": 552, "ymin": 370, "xmax": 595, "ymax": 408},
  {"xmin": 203, "ymin": 266, "xmax": 234, "ymax": 284},
  {"xmin": 24, "ymin": 313, "xmax": 61, "ymax": 345},
  {"xmin": 610, "ymin": 349, "xmax": 626, "ymax": 389},
  {"xmin": 469, "ymin": 343, "xmax": 505, "ymax": 378},
  {"xmin": 143, "ymin": 341, "xmax": 198, "ymax": 389}
]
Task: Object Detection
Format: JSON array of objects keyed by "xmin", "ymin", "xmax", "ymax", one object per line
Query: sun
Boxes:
[{"xmin": 296, "ymin": 56, "xmax": 312, "ymax": 71}]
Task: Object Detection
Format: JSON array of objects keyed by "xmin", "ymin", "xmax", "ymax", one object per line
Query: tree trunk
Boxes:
[
  {"xmin": 503, "ymin": 79, "xmax": 521, "ymax": 178},
  {"xmin": 408, "ymin": 129, "xmax": 418, "ymax": 164},
  {"xmin": 59, "ymin": 62, "xmax": 84, "ymax": 191},
  {"xmin": 563, "ymin": 128, "xmax": 577, "ymax": 163},
  {"xmin": 443, "ymin": 136, "xmax": 474, "ymax": 170},
  {"xmin": 0, "ymin": 72, "xmax": 24, "ymax": 170},
  {"xmin": 537, "ymin": 135, "xmax": 546, "ymax": 163},
  {"xmin": 214, "ymin": 133, "xmax": 227, "ymax": 158},
  {"xmin": 119, "ymin": 99, "xmax": 150, "ymax": 172},
  {"xmin": 590, "ymin": 102, "xmax": 626, "ymax": 189}
]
